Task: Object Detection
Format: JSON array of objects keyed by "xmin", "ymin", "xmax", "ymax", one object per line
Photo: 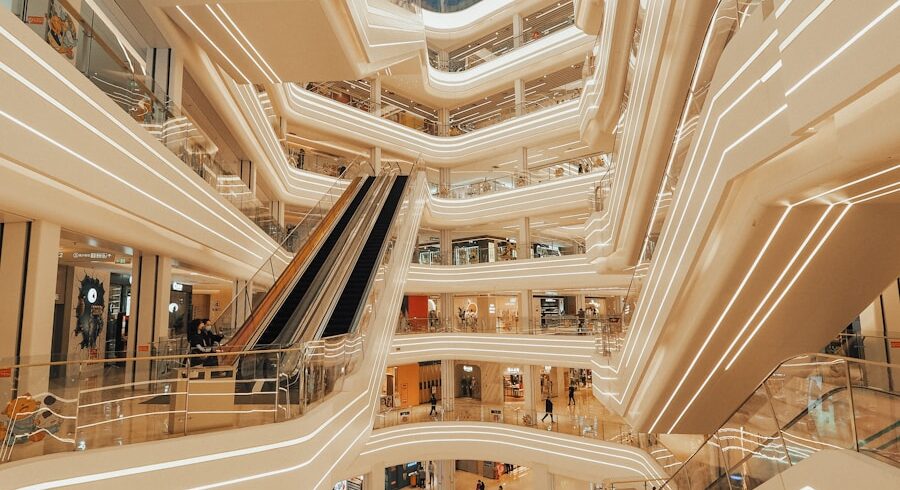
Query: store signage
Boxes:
[
  {"xmin": 463, "ymin": 365, "xmax": 474, "ymax": 372},
  {"xmin": 72, "ymin": 252, "xmax": 112, "ymax": 260},
  {"xmin": 507, "ymin": 367, "xmax": 520, "ymax": 374},
  {"xmin": 891, "ymin": 340, "xmax": 900, "ymax": 349},
  {"xmin": 172, "ymin": 281, "xmax": 184, "ymax": 291},
  {"xmin": 138, "ymin": 344, "xmax": 150, "ymax": 353},
  {"xmin": 490, "ymin": 409, "xmax": 502, "ymax": 415},
  {"xmin": 0, "ymin": 367, "xmax": 11, "ymax": 378},
  {"xmin": 27, "ymin": 16, "xmax": 44, "ymax": 25}
]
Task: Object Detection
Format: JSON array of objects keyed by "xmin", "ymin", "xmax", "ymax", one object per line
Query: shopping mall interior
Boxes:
[{"xmin": 0, "ymin": 0, "xmax": 898, "ymax": 488}]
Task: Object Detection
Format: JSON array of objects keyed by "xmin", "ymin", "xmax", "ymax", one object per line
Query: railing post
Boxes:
[
  {"xmin": 273, "ymin": 352, "xmax": 280, "ymax": 423},
  {"xmin": 844, "ymin": 360, "xmax": 860, "ymax": 452}
]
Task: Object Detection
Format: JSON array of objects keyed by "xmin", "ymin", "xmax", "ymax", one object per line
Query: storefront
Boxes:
[
  {"xmin": 452, "ymin": 294, "xmax": 518, "ymax": 332},
  {"xmin": 455, "ymin": 363, "xmax": 481, "ymax": 399},
  {"xmin": 384, "ymin": 461, "xmax": 422, "ymax": 490},
  {"xmin": 502, "ymin": 367, "xmax": 525, "ymax": 401}
]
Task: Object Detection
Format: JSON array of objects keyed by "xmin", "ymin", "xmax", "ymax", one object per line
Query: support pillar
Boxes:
[
  {"xmin": 441, "ymin": 359, "xmax": 455, "ymax": 412},
  {"xmin": 531, "ymin": 463, "xmax": 554, "ymax": 490},
  {"xmin": 518, "ymin": 217, "xmax": 531, "ymax": 259},
  {"xmin": 523, "ymin": 364, "xmax": 536, "ymax": 415},
  {"xmin": 514, "ymin": 79, "xmax": 525, "ymax": 116},
  {"xmin": 513, "ymin": 13, "xmax": 524, "ymax": 48},
  {"xmin": 365, "ymin": 462, "xmax": 386, "ymax": 490},
  {"xmin": 438, "ymin": 108, "xmax": 450, "ymax": 136},
  {"xmin": 519, "ymin": 289, "xmax": 532, "ymax": 332},
  {"xmin": 438, "ymin": 50, "xmax": 449, "ymax": 71},
  {"xmin": 438, "ymin": 167, "xmax": 451, "ymax": 197},
  {"xmin": 129, "ymin": 253, "xmax": 172, "ymax": 382},
  {"xmin": 0, "ymin": 220, "xmax": 61, "ymax": 395},
  {"xmin": 270, "ymin": 200, "xmax": 285, "ymax": 228},
  {"xmin": 435, "ymin": 460, "xmax": 454, "ymax": 489},
  {"xmin": 370, "ymin": 147, "xmax": 382, "ymax": 176},
  {"xmin": 370, "ymin": 77, "xmax": 383, "ymax": 116},
  {"xmin": 239, "ymin": 159, "xmax": 256, "ymax": 197}
]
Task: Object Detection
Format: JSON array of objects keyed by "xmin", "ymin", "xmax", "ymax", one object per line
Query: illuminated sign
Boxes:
[
  {"xmin": 172, "ymin": 282, "xmax": 184, "ymax": 291},
  {"xmin": 72, "ymin": 252, "xmax": 113, "ymax": 260},
  {"xmin": 463, "ymin": 365, "xmax": 473, "ymax": 372}
]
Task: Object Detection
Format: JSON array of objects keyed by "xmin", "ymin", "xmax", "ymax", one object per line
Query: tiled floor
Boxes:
[{"xmin": 452, "ymin": 466, "xmax": 589, "ymax": 489}]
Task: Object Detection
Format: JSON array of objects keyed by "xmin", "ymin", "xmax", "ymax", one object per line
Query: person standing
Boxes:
[
  {"xmin": 429, "ymin": 392, "xmax": 437, "ymax": 416},
  {"xmin": 541, "ymin": 397, "xmax": 554, "ymax": 423},
  {"xmin": 568, "ymin": 384, "xmax": 576, "ymax": 406}
]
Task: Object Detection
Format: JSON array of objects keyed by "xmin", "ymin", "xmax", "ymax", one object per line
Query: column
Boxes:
[
  {"xmin": 519, "ymin": 289, "xmax": 532, "ymax": 333},
  {"xmin": 518, "ymin": 217, "xmax": 531, "ymax": 259},
  {"xmin": 514, "ymin": 79, "xmax": 525, "ymax": 116},
  {"xmin": 438, "ymin": 167, "xmax": 451, "ymax": 197},
  {"xmin": 522, "ymin": 364, "xmax": 536, "ymax": 416},
  {"xmin": 438, "ymin": 108, "xmax": 450, "ymax": 136},
  {"xmin": 129, "ymin": 253, "xmax": 173, "ymax": 382},
  {"xmin": 513, "ymin": 14, "xmax": 524, "ymax": 48},
  {"xmin": 270, "ymin": 201, "xmax": 285, "ymax": 228},
  {"xmin": 370, "ymin": 76, "xmax": 382, "ymax": 116},
  {"xmin": 364, "ymin": 462, "xmax": 385, "ymax": 490},
  {"xmin": 370, "ymin": 147, "xmax": 382, "ymax": 176},
  {"xmin": 531, "ymin": 463, "xmax": 554, "ymax": 490},
  {"xmin": 0, "ymin": 220, "xmax": 61, "ymax": 395},
  {"xmin": 515, "ymin": 146, "xmax": 528, "ymax": 187},
  {"xmin": 435, "ymin": 460, "xmax": 455, "ymax": 489},
  {"xmin": 441, "ymin": 359, "xmax": 455, "ymax": 412},
  {"xmin": 239, "ymin": 159, "xmax": 256, "ymax": 197}
]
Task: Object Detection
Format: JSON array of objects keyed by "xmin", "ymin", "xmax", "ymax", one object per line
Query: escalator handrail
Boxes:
[
  {"xmin": 276, "ymin": 176, "xmax": 395, "ymax": 347},
  {"xmin": 335, "ymin": 175, "xmax": 409, "ymax": 338},
  {"xmin": 221, "ymin": 177, "xmax": 365, "ymax": 357},
  {"xmin": 664, "ymin": 353, "xmax": 900, "ymax": 487}
]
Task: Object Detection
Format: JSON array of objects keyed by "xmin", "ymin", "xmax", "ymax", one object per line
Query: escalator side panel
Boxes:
[
  {"xmin": 255, "ymin": 178, "xmax": 375, "ymax": 346},
  {"xmin": 322, "ymin": 176, "xmax": 408, "ymax": 338}
]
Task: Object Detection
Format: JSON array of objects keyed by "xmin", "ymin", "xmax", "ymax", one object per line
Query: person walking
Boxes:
[
  {"xmin": 541, "ymin": 397, "xmax": 554, "ymax": 423},
  {"xmin": 568, "ymin": 384, "xmax": 576, "ymax": 406},
  {"xmin": 429, "ymin": 392, "xmax": 437, "ymax": 416}
]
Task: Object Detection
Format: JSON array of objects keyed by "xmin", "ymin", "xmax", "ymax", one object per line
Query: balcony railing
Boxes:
[
  {"xmin": 427, "ymin": 14, "xmax": 577, "ymax": 72},
  {"xmin": 3, "ymin": 0, "xmax": 293, "ymax": 245},
  {"xmin": 435, "ymin": 153, "xmax": 610, "ymax": 199},
  {"xmin": 662, "ymin": 353, "xmax": 900, "ymax": 488},
  {"xmin": 304, "ymin": 79, "xmax": 582, "ymax": 136}
]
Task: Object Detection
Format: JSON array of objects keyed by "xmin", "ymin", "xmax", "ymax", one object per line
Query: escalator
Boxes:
[
  {"xmin": 224, "ymin": 173, "xmax": 409, "ymax": 356},
  {"xmin": 322, "ymin": 175, "xmax": 408, "ymax": 338},
  {"xmin": 254, "ymin": 177, "xmax": 375, "ymax": 346}
]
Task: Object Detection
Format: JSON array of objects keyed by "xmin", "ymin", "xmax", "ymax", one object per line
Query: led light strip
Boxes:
[{"xmin": 0, "ymin": 23, "xmax": 275, "ymax": 251}]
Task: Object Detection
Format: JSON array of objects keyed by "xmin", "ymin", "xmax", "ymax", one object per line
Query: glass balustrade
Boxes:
[
  {"xmin": 421, "ymin": 0, "xmax": 482, "ymax": 13},
  {"xmin": 429, "ymin": 16, "xmax": 577, "ymax": 72},
  {"xmin": 661, "ymin": 354, "xmax": 900, "ymax": 489},
  {"xmin": 0, "ymin": 168, "xmax": 423, "ymax": 466},
  {"xmin": 1, "ymin": 0, "xmax": 354, "ymax": 246},
  {"xmin": 0, "ymin": 336, "xmax": 363, "ymax": 465},
  {"xmin": 303, "ymin": 69, "xmax": 584, "ymax": 137},
  {"xmin": 397, "ymin": 315, "xmax": 610, "ymax": 336},
  {"xmin": 434, "ymin": 153, "xmax": 611, "ymax": 199}
]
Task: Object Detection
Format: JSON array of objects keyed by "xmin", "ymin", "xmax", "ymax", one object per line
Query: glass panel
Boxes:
[
  {"xmin": 667, "ymin": 435, "xmax": 730, "ymax": 490},
  {"xmin": 716, "ymin": 384, "xmax": 790, "ymax": 479}
]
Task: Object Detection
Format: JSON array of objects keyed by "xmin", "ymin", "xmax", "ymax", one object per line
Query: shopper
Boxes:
[
  {"xmin": 577, "ymin": 308, "xmax": 586, "ymax": 334},
  {"xmin": 568, "ymin": 384, "xmax": 576, "ymax": 406},
  {"xmin": 429, "ymin": 393, "xmax": 437, "ymax": 416},
  {"xmin": 541, "ymin": 397, "xmax": 554, "ymax": 423},
  {"xmin": 188, "ymin": 319, "xmax": 213, "ymax": 367}
]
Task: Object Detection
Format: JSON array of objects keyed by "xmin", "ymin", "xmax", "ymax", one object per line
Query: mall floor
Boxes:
[
  {"xmin": 452, "ymin": 466, "xmax": 589, "ymax": 490},
  {"xmin": 377, "ymin": 387, "xmax": 633, "ymax": 443}
]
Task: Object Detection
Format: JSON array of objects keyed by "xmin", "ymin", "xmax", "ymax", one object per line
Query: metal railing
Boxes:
[
  {"xmin": 3, "ymin": 0, "xmax": 299, "ymax": 245},
  {"xmin": 304, "ymin": 80, "xmax": 582, "ymax": 137},
  {"xmin": 397, "ymin": 316, "xmax": 610, "ymax": 336},
  {"xmin": 434, "ymin": 153, "xmax": 610, "ymax": 199},
  {"xmin": 0, "ymin": 335, "xmax": 364, "ymax": 464},
  {"xmin": 373, "ymin": 400, "xmax": 635, "ymax": 445},
  {"xmin": 662, "ymin": 353, "xmax": 900, "ymax": 488},
  {"xmin": 428, "ymin": 14, "xmax": 577, "ymax": 72}
]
